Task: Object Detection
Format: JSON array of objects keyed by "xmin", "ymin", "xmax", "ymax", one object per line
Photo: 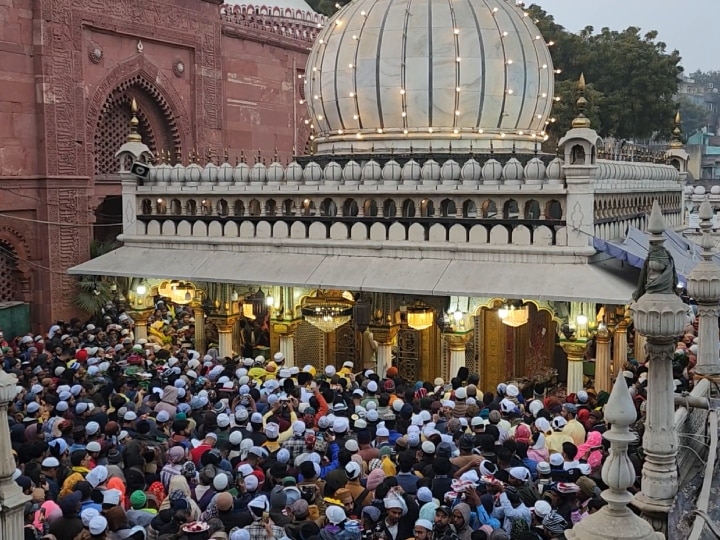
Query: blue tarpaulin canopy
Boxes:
[{"xmin": 594, "ymin": 227, "xmax": 720, "ymax": 282}]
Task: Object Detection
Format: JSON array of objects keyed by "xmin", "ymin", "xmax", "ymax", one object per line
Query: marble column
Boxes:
[
  {"xmin": 613, "ymin": 322, "xmax": 628, "ymax": 374},
  {"xmin": 595, "ymin": 327, "xmax": 612, "ymax": 393},
  {"xmin": 688, "ymin": 197, "xmax": 720, "ymax": 376},
  {"xmin": 192, "ymin": 302, "xmax": 206, "ymax": 354},
  {"xmin": 127, "ymin": 307, "xmax": 153, "ymax": 341},
  {"xmin": 444, "ymin": 333, "xmax": 472, "ymax": 381},
  {"xmin": 0, "ymin": 371, "xmax": 30, "ymax": 537},
  {"xmin": 635, "ymin": 333, "xmax": 647, "ymax": 365},
  {"xmin": 370, "ymin": 324, "xmax": 399, "ymax": 378},
  {"xmin": 631, "ymin": 201, "xmax": 687, "ymax": 532},
  {"xmin": 565, "ymin": 376, "xmax": 663, "ymax": 540},
  {"xmin": 561, "ymin": 341, "xmax": 590, "ymax": 395},
  {"xmin": 216, "ymin": 318, "xmax": 237, "ymax": 359},
  {"xmin": 279, "ymin": 334, "xmax": 295, "ymax": 367}
]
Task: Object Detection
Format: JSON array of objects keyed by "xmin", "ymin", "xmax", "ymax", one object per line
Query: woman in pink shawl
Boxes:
[
  {"xmin": 527, "ymin": 431, "xmax": 549, "ymax": 464},
  {"xmin": 577, "ymin": 431, "xmax": 604, "ymax": 474}
]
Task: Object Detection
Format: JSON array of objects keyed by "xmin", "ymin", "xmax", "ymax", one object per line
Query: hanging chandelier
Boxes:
[
  {"xmin": 158, "ymin": 280, "xmax": 196, "ymax": 305},
  {"xmin": 301, "ymin": 291, "xmax": 354, "ymax": 333},
  {"xmin": 498, "ymin": 303, "xmax": 529, "ymax": 328},
  {"xmin": 406, "ymin": 302, "xmax": 435, "ymax": 331}
]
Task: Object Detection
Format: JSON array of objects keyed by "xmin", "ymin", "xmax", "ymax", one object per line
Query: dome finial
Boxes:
[
  {"xmin": 571, "ymin": 73, "xmax": 592, "ymax": 129},
  {"xmin": 127, "ymin": 98, "xmax": 142, "ymax": 143},
  {"xmin": 671, "ymin": 109, "xmax": 684, "ymax": 149}
]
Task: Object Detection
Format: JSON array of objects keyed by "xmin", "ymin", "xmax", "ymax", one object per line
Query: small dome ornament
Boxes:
[
  {"xmin": 382, "ymin": 159, "xmax": 402, "ymax": 183},
  {"xmin": 266, "ymin": 150, "xmax": 285, "ymax": 184},
  {"xmin": 217, "ymin": 149, "xmax": 234, "ymax": 185},
  {"xmin": 402, "ymin": 159, "xmax": 421, "ymax": 183},
  {"xmin": 233, "ymin": 151, "xmax": 250, "ymax": 184},
  {"xmin": 324, "ymin": 160, "xmax": 343, "ymax": 182},
  {"xmin": 670, "ymin": 110, "xmax": 684, "ymax": 149},
  {"xmin": 571, "ymin": 73, "xmax": 592, "ymax": 130}
]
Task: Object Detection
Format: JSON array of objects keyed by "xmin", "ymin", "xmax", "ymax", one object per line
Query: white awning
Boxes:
[{"xmin": 69, "ymin": 246, "xmax": 639, "ymax": 304}]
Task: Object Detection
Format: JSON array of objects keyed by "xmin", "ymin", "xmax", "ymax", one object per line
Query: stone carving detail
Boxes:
[
  {"xmin": 173, "ymin": 60, "xmax": 185, "ymax": 78},
  {"xmin": 88, "ymin": 44, "xmax": 103, "ymax": 64}
]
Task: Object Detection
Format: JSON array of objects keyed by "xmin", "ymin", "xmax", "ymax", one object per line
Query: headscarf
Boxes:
[
  {"xmin": 107, "ymin": 477, "xmax": 127, "ymax": 508},
  {"xmin": 383, "ymin": 491, "xmax": 408, "ymax": 516},
  {"xmin": 160, "ymin": 475, "xmax": 201, "ymax": 520},
  {"xmin": 514, "ymin": 424, "xmax": 531, "ymax": 445},
  {"xmin": 542, "ymin": 510, "xmax": 568, "ymax": 534},
  {"xmin": 576, "ymin": 431, "xmax": 604, "ymax": 472}
]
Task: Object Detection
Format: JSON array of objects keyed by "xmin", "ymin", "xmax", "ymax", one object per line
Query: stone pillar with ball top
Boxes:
[
  {"xmin": 0, "ymin": 371, "xmax": 30, "ymax": 538},
  {"xmin": 687, "ymin": 196, "xmax": 720, "ymax": 378},
  {"xmin": 631, "ymin": 201, "xmax": 687, "ymax": 533},
  {"xmin": 565, "ymin": 375, "xmax": 664, "ymax": 540}
]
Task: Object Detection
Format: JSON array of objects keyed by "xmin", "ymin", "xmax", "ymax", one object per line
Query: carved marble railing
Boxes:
[
  {"xmin": 594, "ymin": 159, "xmax": 681, "ymax": 190},
  {"xmin": 220, "ymin": 3, "xmax": 326, "ymax": 44}
]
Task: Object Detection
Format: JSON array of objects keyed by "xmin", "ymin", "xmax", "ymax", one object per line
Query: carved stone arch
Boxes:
[
  {"xmin": 87, "ymin": 56, "xmax": 192, "ymax": 176},
  {"xmin": 0, "ymin": 226, "xmax": 32, "ymax": 301}
]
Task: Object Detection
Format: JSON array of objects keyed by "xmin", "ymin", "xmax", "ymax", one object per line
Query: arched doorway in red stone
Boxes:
[{"xmin": 94, "ymin": 76, "xmax": 181, "ymax": 175}]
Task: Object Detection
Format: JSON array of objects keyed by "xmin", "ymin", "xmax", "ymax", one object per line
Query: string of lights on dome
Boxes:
[{"xmin": 302, "ymin": 0, "xmax": 561, "ymax": 147}]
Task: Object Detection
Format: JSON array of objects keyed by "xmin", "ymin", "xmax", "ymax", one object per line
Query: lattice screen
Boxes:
[
  {"xmin": 94, "ymin": 77, "xmax": 181, "ymax": 175},
  {"xmin": 440, "ymin": 338, "xmax": 449, "ymax": 382},
  {"xmin": 334, "ymin": 323, "xmax": 357, "ymax": 368},
  {"xmin": 0, "ymin": 244, "xmax": 18, "ymax": 302},
  {"xmin": 397, "ymin": 328, "xmax": 419, "ymax": 381},
  {"xmin": 295, "ymin": 321, "xmax": 326, "ymax": 371},
  {"xmin": 472, "ymin": 315, "xmax": 482, "ymax": 375},
  {"xmin": 465, "ymin": 332, "xmax": 477, "ymax": 375}
]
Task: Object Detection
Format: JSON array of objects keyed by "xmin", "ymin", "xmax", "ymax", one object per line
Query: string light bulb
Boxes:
[
  {"xmin": 377, "ymin": 128, "xmax": 383, "ymax": 134},
  {"xmin": 400, "ymin": 89, "xmax": 405, "ymax": 95},
  {"xmin": 352, "ymin": 35, "xmax": 358, "ymax": 39},
  {"xmin": 478, "ymin": 129, "xmax": 484, "ymax": 134},
  {"xmin": 299, "ymin": 99, "xmax": 305, "ymax": 104},
  {"xmin": 453, "ymin": 129, "xmax": 459, "ymax": 134},
  {"xmin": 401, "ymin": 111, "xmax": 407, "ymax": 117},
  {"xmin": 554, "ymin": 96, "xmax": 561, "ymax": 102},
  {"xmin": 548, "ymin": 41, "xmax": 555, "ymax": 46},
  {"xmin": 356, "ymin": 132, "xmax": 362, "ymax": 138},
  {"xmin": 403, "ymin": 129, "xmax": 409, "ymax": 134},
  {"xmin": 353, "ymin": 114, "xmax": 359, "ymax": 120},
  {"xmin": 348, "ymin": 63, "xmax": 354, "ymax": 68},
  {"xmin": 507, "ymin": 60, "xmax": 513, "ymax": 65},
  {"xmin": 319, "ymin": 39, "xmax": 324, "ymax": 44},
  {"xmin": 428, "ymin": 128, "xmax": 433, "ymax": 133},
  {"xmin": 317, "ymin": 115, "xmax": 323, "ymax": 120},
  {"xmin": 507, "ymin": 89, "xmax": 514, "ymax": 94},
  {"xmin": 337, "ymin": 129, "xmax": 343, "ymax": 135},
  {"xmin": 456, "ymin": 57, "xmax": 461, "ymax": 62},
  {"xmin": 492, "ymin": 7, "xmax": 499, "ymax": 12},
  {"xmin": 456, "ymin": 86, "xmax": 461, "ymax": 92},
  {"xmin": 360, "ymin": 10, "xmax": 366, "ymax": 15},
  {"xmin": 454, "ymin": 28, "xmax": 460, "ymax": 34},
  {"xmin": 312, "ymin": 67, "xmax": 318, "ymax": 72},
  {"xmin": 335, "ymin": 19, "xmax": 342, "ymax": 26},
  {"xmin": 455, "ymin": 110, "xmax": 460, "ymax": 115},
  {"xmin": 349, "ymin": 92, "xmax": 355, "ymax": 97},
  {"xmin": 502, "ymin": 31, "xmax": 509, "ymax": 37}
]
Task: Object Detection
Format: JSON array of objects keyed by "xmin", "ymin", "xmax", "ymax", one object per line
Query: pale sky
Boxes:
[{"xmin": 531, "ymin": 0, "xmax": 719, "ymax": 73}]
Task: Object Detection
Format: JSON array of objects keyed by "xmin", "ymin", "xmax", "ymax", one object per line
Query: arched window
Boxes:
[
  {"xmin": 156, "ymin": 198, "xmax": 167, "ymax": 215},
  {"xmin": 282, "ymin": 199, "xmax": 295, "ymax": 216},
  {"xmin": 320, "ymin": 198, "xmax": 337, "ymax": 217},
  {"xmin": 480, "ymin": 199, "xmax": 497, "ymax": 218},
  {"xmin": 170, "ymin": 199, "xmax": 181, "ymax": 215},
  {"xmin": 301, "ymin": 199, "xmax": 316, "ymax": 216},
  {"xmin": 200, "ymin": 199, "xmax": 211, "ymax": 216},
  {"xmin": 440, "ymin": 198, "xmax": 457, "ymax": 217},
  {"xmin": 187, "ymin": 200, "xmax": 197, "ymax": 216},
  {"xmin": 546, "ymin": 199, "xmax": 563, "ymax": 220},
  {"xmin": 217, "ymin": 199, "xmax": 229, "ymax": 217},
  {"xmin": 0, "ymin": 241, "xmax": 19, "ymax": 302},
  {"xmin": 421, "ymin": 199, "xmax": 434, "ymax": 217},
  {"xmin": 364, "ymin": 199, "xmax": 378, "ymax": 217},
  {"xmin": 463, "ymin": 200, "xmax": 477, "ymax": 218},
  {"xmin": 266, "ymin": 199, "xmax": 277, "ymax": 216},
  {"xmin": 503, "ymin": 199, "xmax": 519, "ymax": 219},
  {"xmin": 234, "ymin": 200, "xmax": 245, "ymax": 217},
  {"xmin": 383, "ymin": 199, "xmax": 397, "ymax": 217},
  {"xmin": 402, "ymin": 199, "xmax": 415, "ymax": 218},
  {"xmin": 343, "ymin": 199, "xmax": 359, "ymax": 217},
  {"xmin": 524, "ymin": 200, "xmax": 541, "ymax": 219},
  {"xmin": 249, "ymin": 199, "xmax": 261, "ymax": 216},
  {"xmin": 141, "ymin": 199, "xmax": 152, "ymax": 215}
]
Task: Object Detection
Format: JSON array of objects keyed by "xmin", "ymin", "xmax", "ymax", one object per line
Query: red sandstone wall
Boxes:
[{"xmin": 0, "ymin": 0, "xmax": 312, "ymax": 331}]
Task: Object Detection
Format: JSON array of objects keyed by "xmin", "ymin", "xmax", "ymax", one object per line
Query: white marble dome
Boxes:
[{"xmin": 305, "ymin": 0, "xmax": 554, "ymax": 155}]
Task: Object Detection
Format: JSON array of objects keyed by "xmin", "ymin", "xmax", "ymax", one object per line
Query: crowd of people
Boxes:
[{"xmin": 0, "ymin": 298, "xmax": 699, "ymax": 540}]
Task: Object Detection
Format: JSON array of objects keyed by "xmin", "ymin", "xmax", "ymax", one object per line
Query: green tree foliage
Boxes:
[
  {"xmin": 676, "ymin": 95, "xmax": 710, "ymax": 136},
  {"xmin": 73, "ymin": 240, "xmax": 119, "ymax": 316},
  {"xmin": 525, "ymin": 5, "xmax": 683, "ymax": 140},
  {"xmin": 305, "ymin": 0, "xmax": 348, "ymax": 16}
]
